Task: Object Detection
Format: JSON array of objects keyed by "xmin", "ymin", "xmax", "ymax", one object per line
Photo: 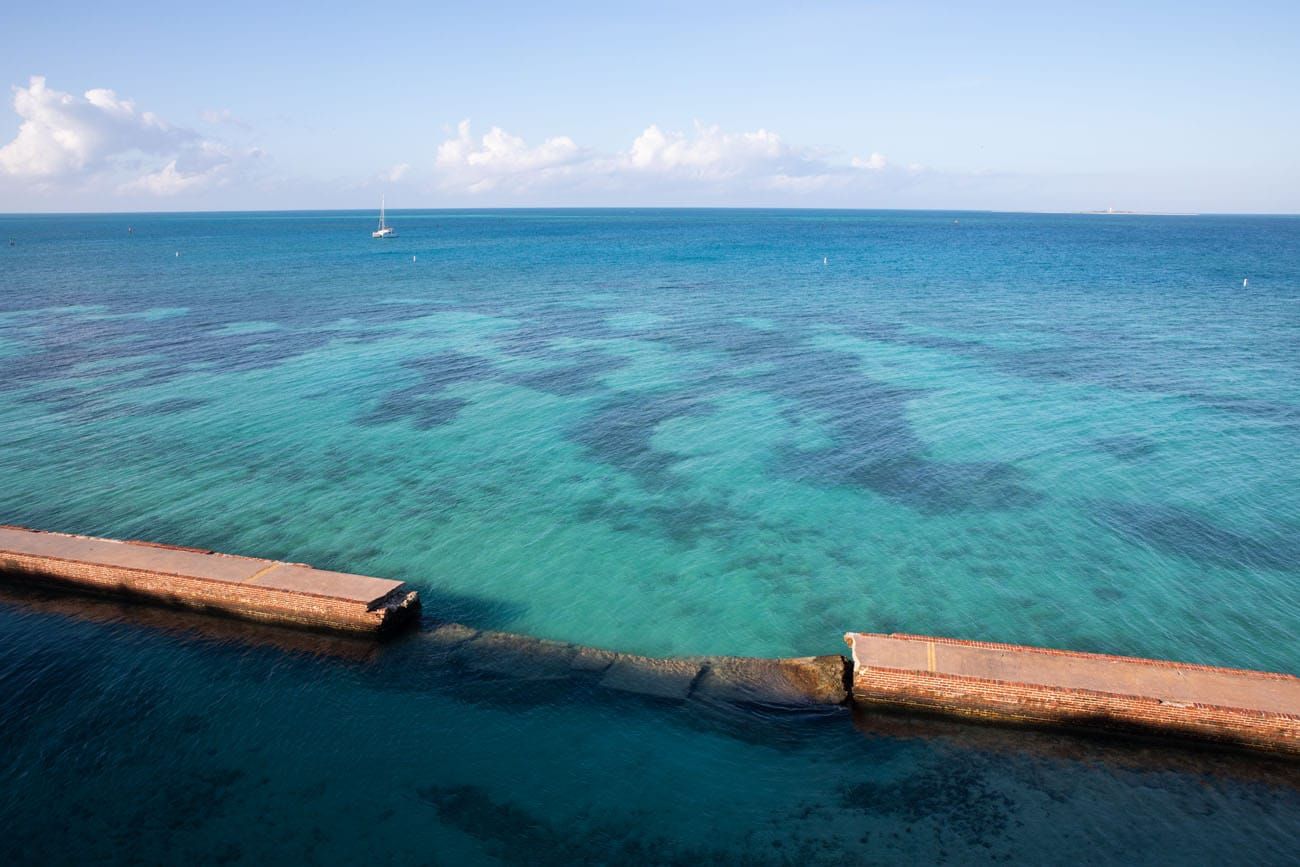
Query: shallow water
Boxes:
[{"xmin": 1, "ymin": 209, "xmax": 1299, "ymax": 862}]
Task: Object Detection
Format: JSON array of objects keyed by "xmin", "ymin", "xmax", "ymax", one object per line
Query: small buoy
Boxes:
[
  {"xmin": 412, "ymin": 255, "xmax": 416, "ymax": 263},
  {"xmin": 175, "ymin": 251, "xmax": 180, "ymax": 257},
  {"xmin": 1243, "ymin": 278, "xmax": 1248, "ymax": 288},
  {"xmin": 823, "ymin": 256, "xmax": 828, "ymax": 265}
]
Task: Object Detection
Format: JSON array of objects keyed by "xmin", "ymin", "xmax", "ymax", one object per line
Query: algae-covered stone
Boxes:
[
  {"xmin": 422, "ymin": 622, "xmax": 480, "ymax": 650},
  {"xmin": 598, "ymin": 655, "xmax": 705, "ymax": 701},
  {"xmin": 692, "ymin": 655, "xmax": 849, "ymax": 707},
  {"xmin": 569, "ymin": 645, "xmax": 618, "ymax": 673},
  {"xmin": 460, "ymin": 630, "xmax": 578, "ymax": 680}
]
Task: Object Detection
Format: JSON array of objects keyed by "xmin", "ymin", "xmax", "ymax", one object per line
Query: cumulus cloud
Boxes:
[
  {"xmin": 123, "ymin": 160, "xmax": 211, "ymax": 195},
  {"xmin": 626, "ymin": 123, "xmax": 789, "ymax": 176},
  {"xmin": 0, "ymin": 76, "xmax": 259, "ymax": 196},
  {"xmin": 435, "ymin": 120, "xmax": 584, "ymax": 191},
  {"xmin": 852, "ymin": 152, "xmax": 888, "ymax": 170},
  {"xmin": 0, "ymin": 80, "xmax": 909, "ymax": 207},
  {"xmin": 0, "ymin": 76, "xmax": 182, "ymax": 177},
  {"xmin": 119, "ymin": 141, "xmax": 262, "ymax": 195},
  {"xmin": 431, "ymin": 119, "xmax": 897, "ymax": 202}
]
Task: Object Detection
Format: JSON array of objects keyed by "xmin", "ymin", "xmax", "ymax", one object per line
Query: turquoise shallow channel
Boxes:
[{"xmin": 2, "ymin": 209, "xmax": 1299, "ymax": 863}]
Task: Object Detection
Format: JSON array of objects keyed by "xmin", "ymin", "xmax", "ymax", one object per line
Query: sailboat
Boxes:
[{"xmin": 372, "ymin": 195, "xmax": 396, "ymax": 238}]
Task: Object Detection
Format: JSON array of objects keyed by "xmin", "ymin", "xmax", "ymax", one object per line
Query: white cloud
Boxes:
[
  {"xmin": 0, "ymin": 76, "xmax": 260, "ymax": 196},
  {"xmin": 430, "ymin": 119, "xmax": 899, "ymax": 203},
  {"xmin": 123, "ymin": 160, "xmax": 211, "ymax": 195},
  {"xmin": 0, "ymin": 80, "xmax": 913, "ymax": 207},
  {"xmin": 626, "ymin": 123, "xmax": 789, "ymax": 177},
  {"xmin": 119, "ymin": 141, "xmax": 262, "ymax": 195},
  {"xmin": 436, "ymin": 120, "xmax": 583, "ymax": 191},
  {"xmin": 852, "ymin": 152, "xmax": 888, "ymax": 170},
  {"xmin": 0, "ymin": 76, "xmax": 185, "ymax": 178}
]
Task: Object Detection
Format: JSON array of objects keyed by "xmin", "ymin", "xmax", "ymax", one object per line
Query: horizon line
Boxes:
[{"xmin": 5, "ymin": 205, "xmax": 1299, "ymax": 218}]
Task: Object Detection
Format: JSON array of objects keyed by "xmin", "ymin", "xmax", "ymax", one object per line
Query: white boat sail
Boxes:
[{"xmin": 372, "ymin": 195, "xmax": 396, "ymax": 238}]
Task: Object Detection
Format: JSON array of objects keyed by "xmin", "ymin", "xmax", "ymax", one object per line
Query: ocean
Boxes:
[{"xmin": 1, "ymin": 209, "xmax": 1298, "ymax": 862}]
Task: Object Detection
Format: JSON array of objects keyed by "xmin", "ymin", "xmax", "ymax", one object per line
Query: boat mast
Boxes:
[{"xmin": 380, "ymin": 195, "xmax": 386, "ymax": 230}]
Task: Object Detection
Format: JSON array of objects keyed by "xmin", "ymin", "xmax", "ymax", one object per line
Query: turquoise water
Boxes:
[{"xmin": 2, "ymin": 210, "xmax": 1299, "ymax": 862}]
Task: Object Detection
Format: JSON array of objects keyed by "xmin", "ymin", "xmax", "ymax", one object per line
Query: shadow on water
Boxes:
[
  {"xmin": 850, "ymin": 704, "xmax": 1300, "ymax": 792},
  {"xmin": 5, "ymin": 581, "xmax": 1296, "ymax": 792},
  {"xmin": 398, "ymin": 637, "xmax": 1300, "ymax": 863},
  {"xmin": 3, "ymin": 582, "xmax": 1300, "ymax": 866},
  {"xmin": 0, "ymin": 583, "xmax": 387, "ymax": 662},
  {"xmin": 0, "ymin": 570, "xmax": 529, "ymax": 646}
]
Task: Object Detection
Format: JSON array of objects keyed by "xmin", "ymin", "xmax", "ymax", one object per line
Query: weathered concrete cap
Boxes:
[
  {"xmin": 0, "ymin": 525, "xmax": 418, "ymax": 635},
  {"xmin": 0, "ymin": 526, "xmax": 405, "ymax": 607},
  {"xmin": 598, "ymin": 655, "xmax": 705, "ymax": 700},
  {"xmin": 250, "ymin": 563, "xmax": 406, "ymax": 606},
  {"xmin": 0, "ymin": 526, "xmax": 259, "ymax": 583},
  {"xmin": 693, "ymin": 655, "xmax": 849, "ymax": 707},
  {"xmin": 845, "ymin": 632, "xmax": 1300, "ymax": 716}
]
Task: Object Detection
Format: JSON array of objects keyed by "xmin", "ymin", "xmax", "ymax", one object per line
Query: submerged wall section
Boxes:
[{"xmin": 421, "ymin": 621, "xmax": 850, "ymax": 707}]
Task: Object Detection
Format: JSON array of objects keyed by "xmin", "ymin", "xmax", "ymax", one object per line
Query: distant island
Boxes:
[{"xmin": 1077, "ymin": 208, "xmax": 1200, "ymax": 216}]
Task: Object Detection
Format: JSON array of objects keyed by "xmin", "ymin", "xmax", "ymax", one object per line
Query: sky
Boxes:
[{"xmin": 1, "ymin": 1, "xmax": 1297, "ymax": 213}]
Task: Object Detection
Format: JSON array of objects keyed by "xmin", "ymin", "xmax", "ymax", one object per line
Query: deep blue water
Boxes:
[{"xmin": 1, "ymin": 209, "xmax": 1298, "ymax": 863}]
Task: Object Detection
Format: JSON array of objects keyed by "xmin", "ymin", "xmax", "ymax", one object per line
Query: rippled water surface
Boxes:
[{"xmin": 2, "ymin": 210, "xmax": 1299, "ymax": 863}]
